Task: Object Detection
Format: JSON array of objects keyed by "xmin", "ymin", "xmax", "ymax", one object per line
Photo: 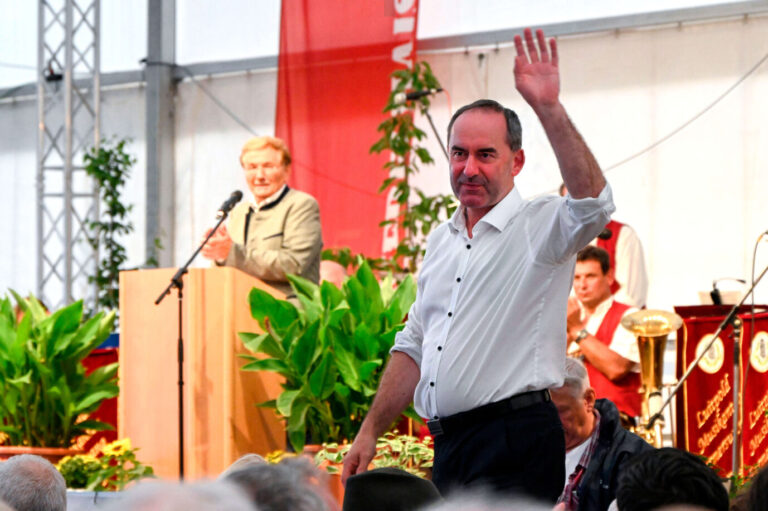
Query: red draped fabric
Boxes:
[{"xmin": 275, "ymin": 0, "xmax": 419, "ymax": 257}]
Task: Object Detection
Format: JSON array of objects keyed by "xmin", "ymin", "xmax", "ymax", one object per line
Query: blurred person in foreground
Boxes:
[
  {"xmin": 615, "ymin": 447, "xmax": 728, "ymax": 511},
  {"xmin": 220, "ymin": 456, "xmax": 336, "ymax": 511},
  {"xmin": 202, "ymin": 136, "xmax": 323, "ymax": 301},
  {"xmin": 551, "ymin": 358, "xmax": 651, "ymax": 511},
  {"xmin": 103, "ymin": 480, "xmax": 256, "ymax": 511},
  {"xmin": 0, "ymin": 454, "xmax": 66, "ymax": 511},
  {"xmin": 342, "ymin": 27, "xmax": 615, "ymax": 502}
]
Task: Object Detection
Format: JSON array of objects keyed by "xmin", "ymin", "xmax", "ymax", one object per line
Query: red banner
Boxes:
[
  {"xmin": 275, "ymin": 1, "xmax": 419, "ymax": 258},
  {"xmin": 674, "ymin": 305, "xmax": 768, "ymax": 476}
]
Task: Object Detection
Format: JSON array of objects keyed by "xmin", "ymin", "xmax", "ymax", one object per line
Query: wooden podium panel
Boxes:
[{"xmin": 119, "ymin": 267, "xmax": 286, "ymax": 479}]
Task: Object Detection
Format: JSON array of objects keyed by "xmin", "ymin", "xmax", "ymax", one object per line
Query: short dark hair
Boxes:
[
  {"xmin": 577, "ymin": 246, "xmax": 610, "ymax": 275},
  {"xmin": 616, "ymin": 448, "xmax": 729, "ymax": 511},
  {"xmin": 446, "ymin": 99, "xmax": 522, "ymax": 151}
]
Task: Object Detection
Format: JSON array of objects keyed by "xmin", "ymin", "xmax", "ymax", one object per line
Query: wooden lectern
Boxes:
[{"xmin": 119, "ymin": 267, "xmax": 286, "ymax": 479}]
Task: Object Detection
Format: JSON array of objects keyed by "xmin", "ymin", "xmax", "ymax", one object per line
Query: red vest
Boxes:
[
  {"xmin": 596, "ymin": 219, "xmax": 623, "ymax": 295},
  {"xmin": 585, "ymin": 300, "xmax": 642, "ymax": 417}
]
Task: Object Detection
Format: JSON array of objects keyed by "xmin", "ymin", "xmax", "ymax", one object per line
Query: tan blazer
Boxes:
[{"xmin": 223, "ymin": 188, "xmax": 322, "ymax": 298}]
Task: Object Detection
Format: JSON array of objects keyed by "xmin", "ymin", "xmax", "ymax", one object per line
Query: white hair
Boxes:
[
  {"xmin": 102, "ymin": 480, "xmax": 257, "ymax": 511},
  {"xmin": 420, "ymin": 490, "xmax": 553, "ymax": 511},
  {"xmin": 0, "ymin": 454, "xmax": 66, "ymax": 511},
  {"xmin": 562, "ymin": 357, "xmax": 591, "ymax": 399}
]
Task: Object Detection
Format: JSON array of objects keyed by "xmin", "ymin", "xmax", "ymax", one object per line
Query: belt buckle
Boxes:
[{"xmin": 426, "ymin": 419, "xmax": 444, "ymax": 436}]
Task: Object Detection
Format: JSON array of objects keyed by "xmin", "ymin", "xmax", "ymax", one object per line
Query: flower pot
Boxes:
[{"xmin": 0, "ymin": 446, "xmax": 83, "ymax": 464}]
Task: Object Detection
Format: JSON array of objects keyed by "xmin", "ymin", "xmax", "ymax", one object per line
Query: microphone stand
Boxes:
[
  {"xmin": 647, "ymin": 261, "xmax": 768, "ymax": 475},
  {"xmin": 154, "ymin": 211, "xmax": 231, "ymax": 480},
  {"xmin": 419, "ymin": 105, "xmax": 449, "ymax": 163}
]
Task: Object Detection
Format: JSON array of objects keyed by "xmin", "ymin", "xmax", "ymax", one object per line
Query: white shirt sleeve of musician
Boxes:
[{"xmin": 611, "ymin": 224, "xmax": 649, "ymax": 309}]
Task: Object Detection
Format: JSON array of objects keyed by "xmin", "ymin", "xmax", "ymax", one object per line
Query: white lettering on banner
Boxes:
[
  {"xmin": 394, "ymin": 0, "xmax": 416, "ymax": 13},
  {"xmin": 394, "ymin": 17, "xmax": 415, "ymax": 34},
  {"xmin": 382, "ymin": 0, "xmax": 418, "ymax": 256},
  {"xmin": 392, "ymin": 41, "xmax": 414, "ymax": 67}
]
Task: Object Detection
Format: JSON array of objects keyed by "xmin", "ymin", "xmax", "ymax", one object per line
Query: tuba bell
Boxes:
[{"xmin": 621, "ymin": 309, "xmax": 683, "ymax": 447}]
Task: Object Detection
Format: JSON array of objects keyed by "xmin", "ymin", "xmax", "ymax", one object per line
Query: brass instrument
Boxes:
[{"xmin": 621, "ymin": 309, "xmax": 683, "ymax": 447}]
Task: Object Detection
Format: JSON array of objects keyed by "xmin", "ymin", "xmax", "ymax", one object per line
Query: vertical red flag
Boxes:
[{"xmin": 275, "ymin": 0, "xmax": 419, "ymax": 258}]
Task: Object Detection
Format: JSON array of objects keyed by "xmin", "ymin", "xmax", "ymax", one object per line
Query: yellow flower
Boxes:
[{"xmin": 102, "ymin": 438, "xmax": 132, "ymax": 457}]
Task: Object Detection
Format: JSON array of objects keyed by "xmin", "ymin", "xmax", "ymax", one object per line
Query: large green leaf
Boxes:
[
  {"xmin": 75, "ymin": 389, "xmax": 119, "ymax": 414},
  {"xmin": 240, "ymin": 358, "xmax": 291, "ymax": 376},
  {"xmin": 73, "ymin": 419, "xmax": 115, "ymax": 432},
  {"xmin": 288, "ymin": 274, "xmax": 321, "ymax": 303},
  {"xmin": 382, "ymin": 274, "xmax": 416, "ymax": 327},
  {"xmin": 287, "ymin": 398, "xmax": 311, "ymax": 452},
  {"xmin": 276, "ymin": 389, "xmax": 300, "ymax": 417},
  {"xmin": 238, "ymin": 332, "xmax": 286, "ymax": 360},
  {"xmin": 308, "ymin": 352, "xmax": 337, "ymax": 399},
  {"xmin": 334, "ymin": 343, "xmax": 361, "ymax": 392},
  {"xmin": 359, "ymin": 360, "xmax": 382, "ymax": 382},
  {"xmin": 320, "ymin": 281, "xmax": 345, "ymax": 311},
  {"xmin": 289, "ymin": 321, "xmax": 320, "ymax": 377},
  {"xmin": 248, "ymin": 288, "xmax": 298, "ymax": 331}
]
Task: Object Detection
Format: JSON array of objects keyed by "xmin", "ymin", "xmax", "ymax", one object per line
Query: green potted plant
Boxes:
[
  {"xmin": 238, "ymin": 261, "xmax": 417, "ymax": 452},
  {"xmin": 314, "ymin": 430, "xmax": 434, "ymax": 478},
  {"xmin": 0, "ymin": 291, "xmax": 119, "ymax": 458},
  {"xmin": 56, "ymin": 438, "xmax": 154, "ymax": 491}
]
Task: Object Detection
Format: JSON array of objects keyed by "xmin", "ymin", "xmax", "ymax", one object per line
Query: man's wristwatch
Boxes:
[{"xmin": 574, "ymin": 329, "xmax": 589, "ymax": 345}]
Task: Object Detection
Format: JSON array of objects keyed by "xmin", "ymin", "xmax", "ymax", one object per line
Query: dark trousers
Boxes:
[{"xmin": 431, "ymin": 399, "xmax": 565, "ymax": 503}]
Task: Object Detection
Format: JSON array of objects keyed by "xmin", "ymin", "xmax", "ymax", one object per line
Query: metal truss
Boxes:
[{"xmin": 37, "ymin": 0, "xmax": 100, "ymax": 310}]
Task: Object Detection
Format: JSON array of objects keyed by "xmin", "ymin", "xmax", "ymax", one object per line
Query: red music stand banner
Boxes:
[{"xmin": 674, "ymin": 305, "xmax": 768, "ymax": 476}]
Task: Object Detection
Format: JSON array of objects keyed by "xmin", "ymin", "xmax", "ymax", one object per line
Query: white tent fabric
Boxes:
[{"xmin": 1, "ymin": 14, "xmax": 767, "ymax": 312}]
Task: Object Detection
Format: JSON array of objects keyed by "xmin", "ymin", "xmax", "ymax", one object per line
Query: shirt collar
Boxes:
[
  {"xmin": 448, "ymin": 187, "xmax": 525, "ymax": 234},
  {"xmin": 251, "ymin": 184, "xmax": 288, "ymax": 210}
]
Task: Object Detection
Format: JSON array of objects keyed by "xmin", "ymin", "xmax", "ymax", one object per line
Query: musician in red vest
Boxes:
[
  {"xmin": 560, "ymin": 184, "xmax": 648, "ymax": 308},
  {"xmin": 566, "ymin": 246, "xmax": 641, "ymax": 419}
]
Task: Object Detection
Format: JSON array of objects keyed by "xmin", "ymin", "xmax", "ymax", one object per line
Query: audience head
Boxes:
[
  {"xmin": 420, "ymin": 489, "xmax": 551, "ymax": 511},
  {"xmin": 342, "ymin": 467, "xmax": 441, "ymax": 511},
  {"xmin": 0, "ymin": 454, "xmax": 66, "ymax": 511},
  {"xmin": 574, "ymin": 245, "xmax": 614, "ymax": 308},
  {"xmin": 103, "ymin": 480, "xmax": 256, "ymax": 511},
  {"xmin": 746, "ymin": 462, "xmax": 768, "ymax": 511},
  {"xmin": 550, "ymin": 357, "xmax": 597, "ymax": 450},
  {"xmin": 616, "ymin": 448, "xmax": 728, "ymax": 511},
  {"xmin": 221, "ymin": 456, "xmax": 333, "ymax": 511},
  {"xmin": 218, "ymin": 453, "xmax": 267, "ymax": 480}
]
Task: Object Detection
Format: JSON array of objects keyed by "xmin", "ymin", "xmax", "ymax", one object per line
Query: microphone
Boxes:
[
  {"xmin": 216, "ymin": 190, "xmax": 243, "ymax": 219},
  {"xmin": 710, "ymin": 277, "xmax": 747, "ymax": 306},
  {"xmin": 393, "ymin": 88, "xmax": 443, "ymax": 104}
]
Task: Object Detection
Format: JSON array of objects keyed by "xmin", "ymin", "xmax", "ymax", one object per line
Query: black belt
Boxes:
[{"xmin": 426, "ymin": 389, "xmax": 551, "ymax": 437}]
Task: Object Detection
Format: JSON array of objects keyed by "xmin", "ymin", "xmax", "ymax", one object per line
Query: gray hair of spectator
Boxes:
[
  {"xmin": 446, "ymin": 99, "xmax": 523, "ymax": 152},
  {"xmin": 0, "ymin": 454, "xmax": 67, "ymax": 511},
  {"xmin": 420, "ymin": 489, "xmax": 552, "ymax": 511},
  {"xmin": 218, "ymin": 453, "xmax": 267, "ymax": 480},
  {"xmin": 560, "ymin": 356, "xmax": 590, "ymax": 399},
  {"xmin": 102, "ymin": 480, "xmax": 257, "ymax": 511},
  {"xmin": 221, "ymin": 456, "xmax": 330, "ymax": 511}
]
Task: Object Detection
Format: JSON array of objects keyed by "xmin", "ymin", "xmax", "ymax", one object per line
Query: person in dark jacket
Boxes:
[{"xmin": 551, "ymin": 357, "xmax": 653, "ymax": 511}]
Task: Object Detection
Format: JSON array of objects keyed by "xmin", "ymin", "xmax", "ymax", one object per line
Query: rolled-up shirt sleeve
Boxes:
[{"xmin": 391, "ymin": 291, "xmax": 424, "ymax": 367}]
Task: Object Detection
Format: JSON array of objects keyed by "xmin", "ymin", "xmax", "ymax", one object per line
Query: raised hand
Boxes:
[{"xmin": 514, "ymin": 28, "xmax": 560, "ymax": 111}]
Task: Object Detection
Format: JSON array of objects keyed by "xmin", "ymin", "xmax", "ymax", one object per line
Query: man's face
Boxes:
[
  {"xmin": 573, "ymin": 259, "xmax": 614, "ymax": 309},
  {"xmin": 448, "ymin": 109, "xmax": 524, "ymax": 221},
  {"xmin": 241, "ymin": 146, "xmax": 290, "ymax": 203},
  {"xmin": 550, "ymin": 386, "xmax": 596, "ymax": 450}
]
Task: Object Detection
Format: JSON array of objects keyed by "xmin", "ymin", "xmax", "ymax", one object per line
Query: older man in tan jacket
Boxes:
[{"xmin": 202, "ymin": 136, "xmax": 323, "ymax": 299}]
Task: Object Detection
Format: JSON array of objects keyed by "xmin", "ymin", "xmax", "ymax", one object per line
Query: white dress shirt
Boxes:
[{"xmin": 392, "ymin": 184, "xmax": 615, "ymax": 419}]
